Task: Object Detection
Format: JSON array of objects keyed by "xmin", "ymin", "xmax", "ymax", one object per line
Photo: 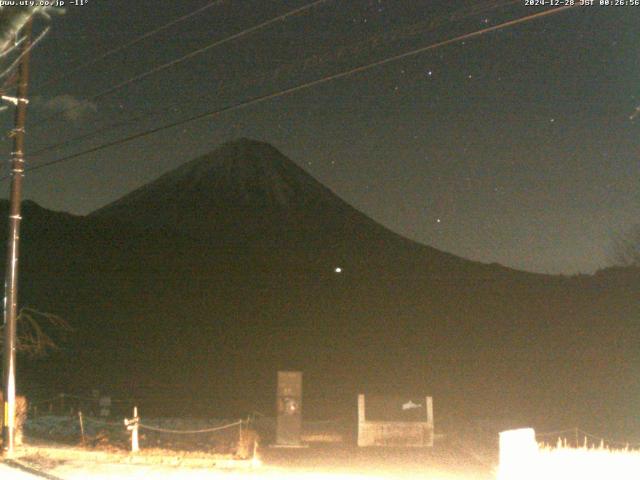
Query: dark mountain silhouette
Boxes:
[
  {"xmin": 2, "ymin": 139, "xmax": 639, "ymax": 436},
  {"xmin": 92, "ymin": 138, "xmax": 467, "ymax": 267}
]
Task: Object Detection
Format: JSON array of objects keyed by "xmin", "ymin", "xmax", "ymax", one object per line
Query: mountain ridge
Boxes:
[
  {"xmin": 0, "ymin": 139, "xmax": 637, "ymax": 435},
  {"xmin": 88, "ymin": 138, "xmax": 478, "ymax": 273}
]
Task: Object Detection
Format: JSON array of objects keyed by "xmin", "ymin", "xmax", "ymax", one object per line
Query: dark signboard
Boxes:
[{"xmin": 276, "ymin": 371, "xmax": 302, "ymax": 445}]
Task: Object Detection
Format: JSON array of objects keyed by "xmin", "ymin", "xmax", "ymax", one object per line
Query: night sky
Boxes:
[{"xmin": 1, "ymin": 0, "xmax": 638, "ymax": 275}]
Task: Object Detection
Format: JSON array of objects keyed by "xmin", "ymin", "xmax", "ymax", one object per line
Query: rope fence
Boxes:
[
  {"xmin": 120, "ymin": 406, "xmax": 249, "ymax": 453},
  {"xmin": 576, "ymin": 428, "xmax": 640, "ymax": 449},
  {"xmin": 25, "ymin": 395, "xmax": 640, "ymax": 455},
  {"xmin": 82, "ymin": 415, "xmax": 125, "ymax": 428},
  {"xmin": 536, "ymin": 428, "xmax": 578, "ymax": 438},
  {"xmin": 24, "ymin": 396, "xmax": 253, "ymax": 455},
  {"xmin": 138, "ymin": 420, "xmax": 243, "ymax": 435}
]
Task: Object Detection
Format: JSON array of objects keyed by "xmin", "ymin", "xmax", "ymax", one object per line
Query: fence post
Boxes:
[
  {"xmin": 132, "ymin": 406, "xmax": 139, "ymax": 452},
  {"xmin": 357, "ymin": 394, "xmax": 366, "ymax": 447},
  {"xmin": 252, "ymin": 428, "xmax": 258, "ymax": 461},
  {"xmin": 125, "ymin": 406, "xmax": 140, "ymax": 453},
  {"xmin": 78, "ymin": 410, "xmax": 85, "ymax": 445}
]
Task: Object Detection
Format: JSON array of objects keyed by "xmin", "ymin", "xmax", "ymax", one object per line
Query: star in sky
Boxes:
[{"xmin": 10, "ymin": 0, "xmax": 638, "ymax": 275}]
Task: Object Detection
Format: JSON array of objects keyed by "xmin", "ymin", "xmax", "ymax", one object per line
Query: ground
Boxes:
[
  {"xmin": 1, "ymin": 443, "xmax": 495, "ymax": 479},
  {"xmin": 0, "ymin": 463, "xmax": 43, "ymax": 480}
]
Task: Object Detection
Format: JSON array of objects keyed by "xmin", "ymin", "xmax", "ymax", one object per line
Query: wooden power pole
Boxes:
[{"xmin": 2, "ymin": 19, "xmax": 32, "ymax": 456}]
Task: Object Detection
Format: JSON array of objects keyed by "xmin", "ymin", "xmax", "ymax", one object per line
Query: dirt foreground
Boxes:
[{"xmin": 2, "ymin": 443, "xmax": 495, "ymax": 479}]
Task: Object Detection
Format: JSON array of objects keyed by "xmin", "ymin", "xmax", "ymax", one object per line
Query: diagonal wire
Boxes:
[
  {"xmin": 35, "ymin": 0, "xmax": 229, "ymax": 91},
  {"xmin": 0, "ymin": 26, "xmax": 49, "ymax": 82},
  {"xmin": 30, "ymin": 0, "xmax": 333, "ymax": 129},
  {"xmin": 28, "ymin": 107, "xmax": 167, "ymax": 158},
  {"xmin": 9, "ymin": 5, "xmax": 578, "ymax": 180},
  {"xmin": 0, "ymin": 35, "xmax": 26, "ymax": 60},
  {"xmin": 576, "ymin": 428, "xmax": 640, "ymax": 449},
  {"xmin": 26, "ymin": 0, "xmax": 522, "ymax": 157},
  {"xmin": 536, "ymin": 428, "xmax": 579, "ymax": 438}
]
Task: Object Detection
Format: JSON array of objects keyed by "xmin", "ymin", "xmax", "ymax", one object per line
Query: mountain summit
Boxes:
[
  {"xmin": 92, "ymin": 139, "xmax": 350, "ymax": 239},
  {"xmin": 91, "ymin": 138, "xmax": 454, "ymax": 262},
  {"xmin": 3, "ymin": 139, "xmax": 638, "ymax": 431}
]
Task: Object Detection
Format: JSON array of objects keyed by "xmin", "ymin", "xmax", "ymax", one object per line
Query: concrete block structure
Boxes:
[{"xmin": 357, "ymin": 394, "xmax": 434, "ymax": 447}]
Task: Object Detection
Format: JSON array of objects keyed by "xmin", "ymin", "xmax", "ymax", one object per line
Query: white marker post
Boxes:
[
  {"xmin": 125, "ymin": 406, "xmax": 140, "ymax": 452},
  {"xmin": 78, "ymin": 410, "xmax": 85, "ymax": 445}
]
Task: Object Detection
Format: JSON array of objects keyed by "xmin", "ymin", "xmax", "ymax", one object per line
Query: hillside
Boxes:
[{"xmin": 1, "ymin": 139, "xmax": 639, "ymax": 436}]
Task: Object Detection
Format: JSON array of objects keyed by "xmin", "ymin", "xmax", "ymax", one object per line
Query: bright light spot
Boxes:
[
  {"xmin": 436, "ymin": 218, "xmax": 441, "ymax": 223},
  {"xmin": 497, "ymin": 428, "xmax": 538, "ymax": 480},
  {"xmin": 334, "ymin": 267, "xmax": 342, "ymax": 273}
]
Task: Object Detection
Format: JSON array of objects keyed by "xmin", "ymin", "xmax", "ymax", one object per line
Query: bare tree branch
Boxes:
[{"xmin": 0, "ymin": 307, "xmax": 73, "ymax": 357}]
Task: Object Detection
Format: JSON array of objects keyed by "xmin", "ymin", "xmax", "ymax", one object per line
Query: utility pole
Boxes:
[{"xmin": 2, "ymin": 19, "xmax": 32, "ymax": 456}]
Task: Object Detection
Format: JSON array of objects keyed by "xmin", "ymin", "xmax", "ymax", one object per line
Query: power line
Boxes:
[
  {"xmin": 12, "ymin": 5, "xmax": 578, "ymax": 180},
  {"xmin": 0, "ymin": 26, "xmax": 49, "ymax": 83},
  {"xmin": 0, "ymin": 20, "xmax": 53, "ymax": 94},
  {"xmin": 35, "ymin": 0, "xmax": 228, "ymax": 91},
  {"xmin": 27, "ymin": 0, "xmax": 519, "ymax": 159},
  {"xmin": 31, "ymin": 0, "xmax": 333, "ymax": 129},
  {"xmin": 28, "ymin": 107, "xmax": 168, "ymax": 158}
]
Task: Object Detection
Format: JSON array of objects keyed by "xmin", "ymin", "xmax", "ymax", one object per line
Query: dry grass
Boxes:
[
  {"xmin": 498, "ymin": 434, "xmax": 640, "ymax": 480},
  {"xmin": 534, "ymin": 443, "xmax": 640, "ymax": 479},
  {"xmin": 15, "ymin": 444, "xmax": 255, "ymax": 469},
  {"xmin": 6, "ymin": 444, "xmax": 262, "ymax": 480},
  {"xmin": 0, "ymin": 393, "xmax": 28, "ymax": 446}
]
